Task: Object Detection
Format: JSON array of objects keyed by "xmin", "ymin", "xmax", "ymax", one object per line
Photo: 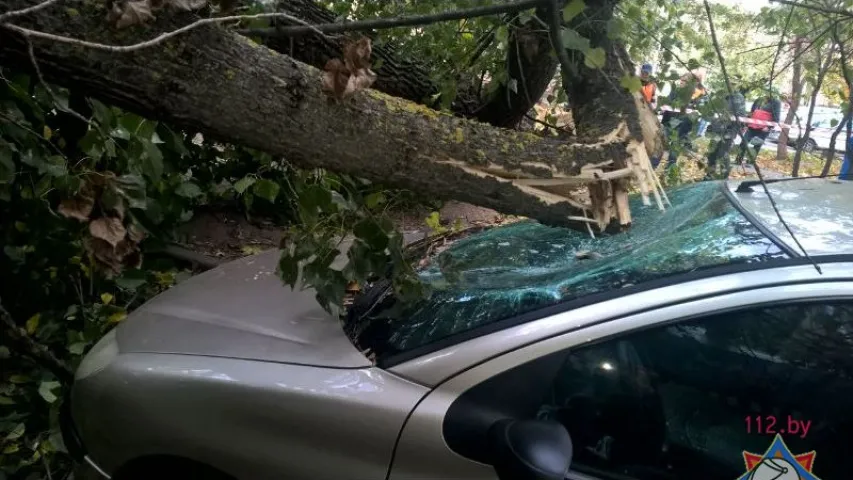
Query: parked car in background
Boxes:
[
  {"xmin": 769, "ymin": 108, "xmax": 847, "ymax": 152},
  {"xmin": 64, "ymin": 178, "xmax": 853, "ymax": 480}
]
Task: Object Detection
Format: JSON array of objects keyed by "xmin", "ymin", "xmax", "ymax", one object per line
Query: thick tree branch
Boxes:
[
  {"xmin": 236, "ymin": 0, "xmax": 544, "ymax": 38},
  {"xmin": 547, "ymin": 0, "xmax": 574, "ymax": 101},
  {"xmin": 0, "ymin": 2, "xmax": 632, "ymax": 228}
]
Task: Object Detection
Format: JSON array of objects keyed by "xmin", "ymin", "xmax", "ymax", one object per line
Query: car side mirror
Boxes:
[{"xmin": 487, "ymin": 419, "xmax": 572, "ymax": 480}]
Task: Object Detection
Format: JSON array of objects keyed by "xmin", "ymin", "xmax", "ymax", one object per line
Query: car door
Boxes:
[{"xmin": 387, "ymin": 281, "xmax": 853, "ymax": 480}]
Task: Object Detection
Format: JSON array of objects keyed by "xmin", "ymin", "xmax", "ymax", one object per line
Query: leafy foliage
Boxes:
[{"xmin": 0, "ymin": 66, "xmax": 429, "ymax": 477}]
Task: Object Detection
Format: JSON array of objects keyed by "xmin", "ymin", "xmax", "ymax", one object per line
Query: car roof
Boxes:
[{"xmin": 727, "ymin": 177, "xmax": 853, "ymax": 257}]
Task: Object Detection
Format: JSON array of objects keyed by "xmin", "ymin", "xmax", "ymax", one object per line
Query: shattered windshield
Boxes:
[{"xmin": 354, "ymin": 181, "xmax": 789, "ymax": 358}]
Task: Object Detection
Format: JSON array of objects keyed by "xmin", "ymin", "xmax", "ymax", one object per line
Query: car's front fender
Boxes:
[{"xmin": 72, "ymin": 352, "xmax": 429, "ymax": 480}]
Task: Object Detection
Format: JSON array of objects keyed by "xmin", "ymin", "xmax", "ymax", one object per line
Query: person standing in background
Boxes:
[
  {"xmin": 705, "ymin": 78, "xmax": 747, "ymax": 179},
  {"xmin": 737, "ymin": 93, "xmax": 781, "ymax": 164},
  {"xmin": 655, "ymin": 69, "xmax": 707, "ymax": 169},
  {"xmin": 640, "ymin": 63, "xmax": 658, "ymax": 109}
]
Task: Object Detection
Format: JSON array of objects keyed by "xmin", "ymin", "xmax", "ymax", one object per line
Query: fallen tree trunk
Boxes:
[{"xmin": 0, "ymin": 2, "xmax": 659, "ymax": 229}]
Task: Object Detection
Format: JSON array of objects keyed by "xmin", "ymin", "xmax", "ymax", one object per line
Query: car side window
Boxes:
[{"xmin": 536, "ymin": 302, "xmax": 853, "ymax": 480}]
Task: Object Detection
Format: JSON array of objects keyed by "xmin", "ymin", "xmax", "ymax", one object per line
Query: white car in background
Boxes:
[{"xmin": 769, "ymin": 108, "xmax": 847, "ymax": 153}]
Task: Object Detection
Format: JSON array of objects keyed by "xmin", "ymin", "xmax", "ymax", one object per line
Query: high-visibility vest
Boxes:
[
  {"xmin": 747, "ymin": 108, "xmax": 774, "ymax": 129},
  {"xmin": 641, "ymin": 82, "xmax": 657, "ymax": 104}
]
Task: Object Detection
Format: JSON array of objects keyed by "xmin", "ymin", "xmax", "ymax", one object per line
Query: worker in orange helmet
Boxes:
[{"xmin": 640, "ymin": 63, "xmax": 658, "ymax": 109}]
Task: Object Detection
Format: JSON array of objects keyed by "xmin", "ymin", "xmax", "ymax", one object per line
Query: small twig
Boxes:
[
  {"xmin": 768, "ymin": 0, "xmax": 853, "ymax": 19},
  {"xmin": 26, "ymin": 37, "xmax": 89, "ymax": 124},
  {"xmin": 236, "ymin": 0, "xmax": 544, "ymax": 38},
  {"xmin": 0, "ymin": 110, "xmax": 68, "ymax": 159},
  {"xmin": 768, "ymin": 21, "xmax": 836, "ymax": 85},
  {"xmin": 614, "ymin": 4, "xmax": 698, "ymax": 76},
  {"xmin": 768, "ymin": 4, "xmax": 796, "ymax": 92},
  {"xmin": 703, "ymin": 0, "xmax": 821, "ymax": 273},
  {"xmin": 524, "ymin": 112, "xmax": 570, "ymax": 134},
  {"xmin": 0, "ymin": 0, "xmax": 61, "ymax": 23},
  {"xmin": 3, "ymin": 11, "xmax": 327, "ymax": 53}
]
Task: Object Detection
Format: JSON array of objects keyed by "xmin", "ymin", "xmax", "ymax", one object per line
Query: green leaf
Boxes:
[
  {"xmin": 365, "ymin": 192, "xmax": 386, "ymax": 209},
  {"xmin": 68, "ymin": 342, "xmax": 87, "ymax": 355},
  {"xmin": 115, "ymin": 174, "xmax": 148, "ymax": 209},
  {"xmin": 426, "ymin": 211, "xmax": 443, "ymax": 230},
  {"xmin": 233, "ymin": 176, "xmax": 256, "ymax": 194},
  {"xmin": 561, "ymin": 28, "xmax": 590, "ymax": 52},
  {"xmin": 116, "ymin": 269, "xmax": 147, "ymax": 291},
  {"xmin": 562, "ymin": 0, "xmax": 586, "ymax": 22},
  {"xmin": 38, "ymin": 381, "xmax": 60, "ymax": 403},
  {"xmin": 159, "ymin": 126, "xmax": 189, "ymax": 157},
  {"xmin": 141, "ymin": 140, "xmax": 164, "ymax": 181},
  {"xmin": 301, "ymin": 184, "xmax": 333, "ymax": 213},
  {"xmin": 175, "ymin": 181, "xmax": 203, "ymax": 198},
  {"xmin": 584, "ymin": 47, "xmax": 606, "ymax": 69},
  {"xmin": 79, "ymin": 129, "xmax": 104, "ymax": 159},
  {"xmin": 606, "ymin": 18, "xmax": 624, "ymax": 40},
  {"xmin": 353, "ymin": 218, "xmax": 389, "ymax": 250},
  {"xmin": 4, "ymin": 423, "xmax": 24, "ymax": 441},
  {"xmin": 42, "ymin": 156, "xmax": 67, "ymax": 177},
  {"xmin": 89, "ymin": 99, "xmax": 114, "ymax": 127},
  {"xmin": 252, "ymin": 179, "xmax": 280, "ymax": 203},
  {"xmin": 0, "ymin": 396, "xmax": 14, "ymax": 405},
  {"xmin": 109, "ymin": 126, "xmax": 131, "ymax": 140},
  {"xmin": 25, "ymin": 313, "xmax": 39, "ymax": 335},
  {"xmin": 0, "ymin": 144, "xmax": 15, "ymax": 184},
  {"xmin": 620, "ymin": 75, "xmax": 643, "ymax": 93}
]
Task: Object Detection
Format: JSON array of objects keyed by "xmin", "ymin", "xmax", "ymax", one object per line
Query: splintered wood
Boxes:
[{"xmin": 455, "ymin": 140, "xmax": 668, "ymax": 235}]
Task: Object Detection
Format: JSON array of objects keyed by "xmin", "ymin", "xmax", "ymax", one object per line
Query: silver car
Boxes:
[{"xmin": 64, "ymin": 178, "xmax": 853, "ymax": 480}]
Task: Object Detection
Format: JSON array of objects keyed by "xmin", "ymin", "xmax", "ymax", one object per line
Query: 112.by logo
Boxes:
[
  {"xmin": 745, "ymin": 415, "xmax": 812, "ymax": 439},
  {"xmin": 738, "ymin": 434, "xmax": 820, "ymax": 480}
]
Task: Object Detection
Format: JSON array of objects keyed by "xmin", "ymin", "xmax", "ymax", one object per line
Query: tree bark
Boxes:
[
  {"xmin": 260, "ymin": 0, "xmax": 558, "ymax": 129},
  {"xmin": 0, "ymin": 3, "xmax": 631, "ymax": 228},
  {"xmin": 561, "ymin": 0, "xmax": 664, "ymax": 159},
  {"xmin": 777, "ymin": 36, "xmax": 803, "ymax": 161},
  {"xmin": 821, "ymin": 26, "xmax": 852, "ymax": 177},
  {"xmin": 792, "ymin": 44, "xmax": 835, "ymax": 177}
]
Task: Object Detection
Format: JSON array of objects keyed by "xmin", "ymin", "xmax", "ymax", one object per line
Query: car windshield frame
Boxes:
[{"xmin": 346, "ymin": 182, "xmax": 795, "ymax": 366}]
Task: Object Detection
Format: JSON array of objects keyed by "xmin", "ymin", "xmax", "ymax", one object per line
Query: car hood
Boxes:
[{"xmin": 116, "ymin": 249, "xmax": 370, "ymax": 368}]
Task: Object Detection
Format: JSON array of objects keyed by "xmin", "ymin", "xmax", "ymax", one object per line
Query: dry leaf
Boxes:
[
  {"xmin": 322, "ymin": 37, "xmax": 375, "ymax": 101},
  {"xmin": 58, "ymin": 191, "xmax": 95, "ymax": 222},
  {"xmin": 167, "ymin": 0, "xmax": 207, "ymax": 11},
  {"xmin": 85, "ymin": 237, "xmax": 142, "ymax": 277},
  {"xmin": 127, "ymin": 223, "xmax": 146, "ymax": 243},
  {"xmin": 346, "ymin": 69, "xmax": 376, "ymax": 96},
  {"xmin": 89, "ymin": 217, "xmax": 127, "ymax": 248},
  {"xmin": 109, "ymin": 0, "xmax": 155, "ymax": 29},
  {"xmin": 322, "ymin": 58, "xmax": 351, "ymax": 101},
  {"xmin": 86, "ymin": 237, "xmax": 121, "ymax": 276},
  {"xmin": 343, "ymin": 37, "xmax": 372, "ymax": 72}
]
